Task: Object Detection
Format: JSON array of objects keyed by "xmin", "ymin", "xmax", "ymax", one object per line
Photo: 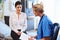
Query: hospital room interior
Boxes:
[{"xmin": 0, "ymin": 0, "xmax": 60, "ymax": 40}]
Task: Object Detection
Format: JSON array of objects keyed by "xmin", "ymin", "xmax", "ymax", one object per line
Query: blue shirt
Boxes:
[{"xmin": 36, "ymin": 14, "xmax": 54, "ymax": 40}]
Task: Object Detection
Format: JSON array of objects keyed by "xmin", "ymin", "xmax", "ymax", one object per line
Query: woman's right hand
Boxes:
[{"xmin": 28, "ymin": 37, "xmax": 34, "ymax": 40}]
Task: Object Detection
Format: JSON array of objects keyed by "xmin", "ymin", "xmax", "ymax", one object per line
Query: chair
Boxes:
[
  {"xmin": 4, "ymin": 16, "xmax": 9, "ymax": 26},
  {"xmin": 53, "ymin": 23, "xmax": 59, "ymax": 40},
  {"xmin": 56, "ymin": 28, "xmax": 60, "ymax": 40}
]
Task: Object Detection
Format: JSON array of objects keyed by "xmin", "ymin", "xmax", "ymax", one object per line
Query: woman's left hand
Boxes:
[{"xmin": 17, "ymin": 32, "xmax": 22, "ymax": 35}]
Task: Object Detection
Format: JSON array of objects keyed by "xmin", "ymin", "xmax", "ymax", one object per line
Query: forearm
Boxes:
[
  {"xmin": 41, "ymin": 37, "xmax": 50, "ymax": 40},
  {"xmin": 22, "ymin": 19, "xmax": 27, "ymax": 31},
  {"xmin": 22, "ymin": 25, "xmax": 27, "ymax": 32}
]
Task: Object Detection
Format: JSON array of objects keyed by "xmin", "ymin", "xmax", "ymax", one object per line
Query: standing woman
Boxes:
[{"xmin": 9, "ymin": 1, "xmax": 27, "ymax": 40}]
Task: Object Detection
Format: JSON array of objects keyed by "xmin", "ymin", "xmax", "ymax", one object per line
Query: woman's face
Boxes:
[
  {"xmin": 16, "ymin": 5, "xmax": 22, "ymax": 13},
  {"xmin": 33, "ymin": 9, "xmax": 39, "ymax": 16}
]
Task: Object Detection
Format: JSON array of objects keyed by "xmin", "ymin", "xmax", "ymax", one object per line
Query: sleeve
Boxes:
[
  {"xmin": 21, "ymin": 14, "xmax": 27, "ymax": 32},
  {"xmin": 42, "ymin": 18, "xmax": 50, "ymax": 38},
  {"xmin": 9, "ymin": 15, "xmax": 18, "ymax": 33}
]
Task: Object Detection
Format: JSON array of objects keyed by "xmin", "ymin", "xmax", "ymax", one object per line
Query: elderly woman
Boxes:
[
  {"xmin": 9, "ymin": 1, "xmax": 27, "ymax": 40},
  {"xmin": 29, "ymin": 3, "xmax": 54, "ymax": 40}
]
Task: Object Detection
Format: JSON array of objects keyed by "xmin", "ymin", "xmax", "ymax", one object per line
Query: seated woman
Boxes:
[
  {"xmin": 29, "ymin": 2, "xmax": 54, "ymax": 40},
  {"xmin": 9, "ymin": 1, "xmax": 27, "ymax": 40}
]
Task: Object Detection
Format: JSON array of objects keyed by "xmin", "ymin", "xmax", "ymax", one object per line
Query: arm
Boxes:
[
  {"xmin": 22, "ymin": 14, "xmax": 27, "ymax": 32},
  {"xmin": 41, "ymin": 37, "xmax": 50, "ymax": 40},
  {"xmin": 41, "ymin": 18, "xmax": 50, "ymax": 40},
  {"xmin": 9, "ymin": 15, "xmax": 18, "ymax": 33}
]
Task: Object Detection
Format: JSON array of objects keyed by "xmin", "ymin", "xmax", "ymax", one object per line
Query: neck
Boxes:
[
  {"xmin": 39, "ymin": 13, "xmax": 44, "ymax": 17},
  {"xmin": 16, "ymin": 11, "xmax": 21, "ymax": 20},
  {"xmin": 16, "ymin": 11, "xmax": 21, "ymax": 15}
]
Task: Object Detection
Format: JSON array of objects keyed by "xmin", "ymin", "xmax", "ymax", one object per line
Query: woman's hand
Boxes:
[
  {"xmin": 28, "ymin": 37, "xmax": 34, "ymax": 40},
  {"xmin": 17, "ymin": 32, "xmax": 22, "ymax": 35},
  {"xmin": 28, "ymin": 36, "xmax": 35, "ymax": 40}
]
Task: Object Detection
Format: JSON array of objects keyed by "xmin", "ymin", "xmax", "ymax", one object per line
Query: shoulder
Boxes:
[
  {"xmin": 21, "ymin": 12, "xmax": 27, "ymax": 16},
  {"xmin": 42, "ymin": 15, "xmax": 51, "ymax": 23},
  {"xmin": 10, "ymin": 11, "xmax": 16, "ymax": 17},
  {"xmin": 43, "ymin": 15, "xmax": 53, "ymax": 24},
  {"xmin": 42, "ymin": 15, "xmax": 48, "ymax": 21},
  {"xmin": 21, "ymin": 12, "xmax": 26, "ymax": 15}
]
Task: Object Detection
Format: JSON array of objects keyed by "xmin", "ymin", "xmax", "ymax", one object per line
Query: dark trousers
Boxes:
[{"xmin": 11, "ymin": 30, "xmax": 21, "ymax": 40}]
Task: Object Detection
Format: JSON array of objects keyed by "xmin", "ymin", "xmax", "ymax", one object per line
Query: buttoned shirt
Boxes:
[{"xmin": 9, "ymin": 12, "xmax": 27, "ymax": 33}]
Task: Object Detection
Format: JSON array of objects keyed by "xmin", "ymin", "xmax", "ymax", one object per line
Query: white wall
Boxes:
[
  {"xmin": 54, "ymin": 0, "xmax": 60, "ymax": 23},
  {"xmin": 43, "ymin": 0, "xmax": 55, "ymax": 23},
  {"xmin": 4, "ymin": 0, "xmax": 20, "ymax": 16},
  {"xmin": 4, "ymin": 0, "xmax": 10, "ymax": 16}
]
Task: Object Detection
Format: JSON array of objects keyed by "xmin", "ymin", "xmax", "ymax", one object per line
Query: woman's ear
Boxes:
[{"xmin": 38, "ymin": 9, "xmax": 44, "ymax": 13}]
